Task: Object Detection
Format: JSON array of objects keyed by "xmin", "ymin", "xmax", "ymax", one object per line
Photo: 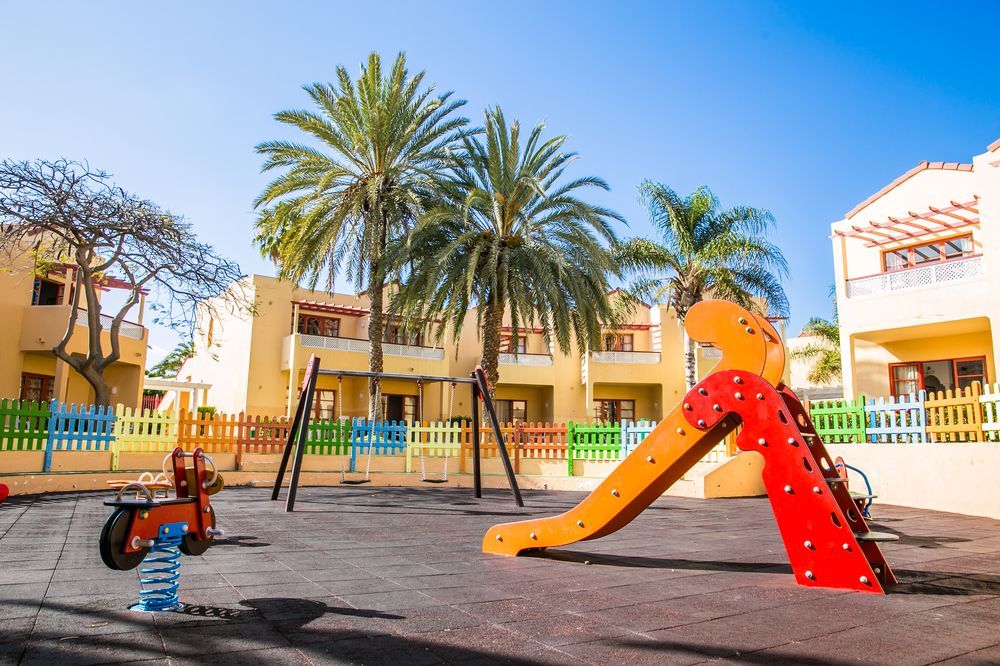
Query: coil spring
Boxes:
[{"xmin": 132, "ymin": 534, "xmax": 183, "ymax": 612}]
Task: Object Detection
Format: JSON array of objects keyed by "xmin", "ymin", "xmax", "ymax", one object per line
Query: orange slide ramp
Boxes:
[{"xmin": 482, "ymin": 300, "xmax": 784, "ymax": 557}]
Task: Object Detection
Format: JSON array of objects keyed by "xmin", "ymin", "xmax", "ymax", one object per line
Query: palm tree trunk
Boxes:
[
  {"xmin": 367, "ymin": 256, "xmax": 385, "ymax": 419},
  {"xmin": 480, "ymin": 298, "xmax": 504, "ymax": 404},
  {"xmin": 683, "ymin": 327, "xmax": 697, "ymax": 391}
]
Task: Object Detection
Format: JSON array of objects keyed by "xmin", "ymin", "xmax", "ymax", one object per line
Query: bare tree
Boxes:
[{"xmin": 0, "ymin": 159, "xmax": 247, "ymax": 405}]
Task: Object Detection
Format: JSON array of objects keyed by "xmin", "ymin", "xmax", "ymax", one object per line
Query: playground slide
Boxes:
[
  {"xmin": 483, "ymin": 405, "xmax": 736, "ymax": 555},
  {"xmin": 483, "ymin": 300, "xmax": 781, "ymax": 556},
  {"xmin": 483, "ymin": 300, "xmax": 897, "ymax": 594}
]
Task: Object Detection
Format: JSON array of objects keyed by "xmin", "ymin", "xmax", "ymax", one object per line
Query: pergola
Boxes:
[
  {"xmin": 833, "ymin": 199, "xmax": 980, "ymax": 247},
  {"xmin": 143, "ymin": 377, "xmax": 212, "ymax": 413}
]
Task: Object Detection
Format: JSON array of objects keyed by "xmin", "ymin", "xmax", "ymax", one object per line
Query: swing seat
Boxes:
[
  {"xmin": 340, "ymin": 479, "xmax": 371, "ymax": 485},
  {"xmin": 421, "ymin": 479, "xmax": 449, "ymax": 484}
]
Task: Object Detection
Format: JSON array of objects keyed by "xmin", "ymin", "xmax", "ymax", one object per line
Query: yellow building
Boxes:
[
  {"xmin": 0, "ymin": 259, "xmax": 149, "ymax": 407},
  {"xmin": 831, "ymin": 138, "xmax": 1000, "ymax": 398},
  {"xmin": 180, "ymin": 275, "xmax": 744, "ymax": 421}
]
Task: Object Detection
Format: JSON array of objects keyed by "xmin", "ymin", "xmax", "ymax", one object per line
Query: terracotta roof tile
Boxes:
[{"xmin": 989, "ymin": 138, "xmax": 1000, "ymax": 153}]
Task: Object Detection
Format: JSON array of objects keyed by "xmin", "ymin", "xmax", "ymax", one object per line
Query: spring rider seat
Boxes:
[{"xmin": 99, "ymin": 447, "xmax": 224, "ymax": 611}]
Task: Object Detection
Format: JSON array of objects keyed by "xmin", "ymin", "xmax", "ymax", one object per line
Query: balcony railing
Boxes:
[
  {"xmin": 846, "ymin": 255, "xmax": 983, "ymax": 299},
  {"xmin": 299, "ymin": 334, "xmax": 445, "ymax": 360},
  {"xmin": 499, "ymin": 352, "xmax": 554, "ymax": 367},
  {"xmin": 590, "ymin": 351, "xmax": 661, "ymax": 364},
  {"xmin": 78, "ymin": 312, "xmax": 145, "ymax": 340}
]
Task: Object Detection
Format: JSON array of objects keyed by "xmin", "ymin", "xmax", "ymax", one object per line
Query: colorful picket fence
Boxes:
[
  {"xmin": 864, "ymin": 392, "xmax": 927, "ymax": 443},
  {"xmin": 804, "ymin": 383, "xmax": 1000, "ymax": 444},
  {"xmin": 405, "ymin": 421, "xmax": 462, "ymax": 474},
  {"xmin": 926, "ymin": 385, "xmax": 983, "ymax": 443},
  {"xmin": 808, "ymin": 396, "xmax": 867, "ymax": 443},
  {"xmin": 350, "ymin": 419, "xmax": 406, "ymax": 472},
  {"xmin": 44, "ymin": 403, "xmax": 116, "ymax": 470},
  {"xmin": 981, "ymin": 383, "xmax": 1000, "ymax": 442},
  {"xmin": 0, "ymin": 397, "xmax": 748, "ymax": 475},
  {"xmin": 0, "ymin": 399, "xmax": 49, "ymax": 451},
  {"xmin": 567, "ymin": 421, "xmax": 622, "ymax": 475},
  {"xmin": 622, "ymin": 421, "xmax": 657, "ymax": 456}
]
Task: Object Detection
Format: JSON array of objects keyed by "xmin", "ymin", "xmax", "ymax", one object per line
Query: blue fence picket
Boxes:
[
  {"xmin": 621, "ymin": 420, "xmax": 657, "ymax": 456},
  {"xmin": 864, "ymin": 391, "xmax": 926, "ymax": 443},
  {"xmin": 349, "ymin": 419, "xmax": 407, "ymax": 471},
  {"xmin": 43, "ymin": 401, "xmax": 117, "ymax": 471}
]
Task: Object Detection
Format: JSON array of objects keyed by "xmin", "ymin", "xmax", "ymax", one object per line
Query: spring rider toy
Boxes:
[{"xmin": 99, "ymin": 447, "xmax": 224, "ymax": 611}]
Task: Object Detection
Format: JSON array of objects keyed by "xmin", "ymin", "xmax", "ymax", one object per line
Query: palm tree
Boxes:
[
  {"xmin": 619, "ymin": 182, "xmax": 789, "ymax": 389},
  {"xmin": 253, "ymin": 52, "xmax": 469, "ymax": 416},
  {"xmin": 791, "ymin": 290, "xmax": 841, "ymax": 384},
  {"xmin": 391, "ymin": 107, "xmax": 624, "ymax": 399}
]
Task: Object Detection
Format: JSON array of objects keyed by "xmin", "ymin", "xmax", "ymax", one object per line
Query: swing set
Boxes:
[{"xmin": 271, "ymin": 355, "xmax": 524, "ymax": 511}]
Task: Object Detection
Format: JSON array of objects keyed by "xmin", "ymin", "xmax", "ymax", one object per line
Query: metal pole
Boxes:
[
  {"xmin": 317, "ymin": 369, "xmax": 477, "ymax": 384},
  {"xmin": 471, "ymin": 382, "xmax": 482, "ymax": 499},
  {"xmin": 285, "ymin": 359, "xmax": 319, "ymax": 512},
  {"xmin": 272, "ymin": 379, "xmax": 307, "ymax": 500},
  {"xmin": 474, "ymin": 367, "xmax": 524, "ymax": 508}
]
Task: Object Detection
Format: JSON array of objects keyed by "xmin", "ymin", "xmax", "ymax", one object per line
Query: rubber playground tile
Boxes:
[
  {"xmin": 0, "ymin": 568, "xmax": 53, "ymax": 585},
  {"xmin": 234, "ymin": 581, "xmax": 332, "ymax": 600},
  {"xmin": 503, "ymin": 613, "xmax": 634, "ymax": 647},
  {"xmin": 316, "ymin": 576, "xmax": 407, "ymax": 596},
  {"xmin": 296, "ymin": 566, "xmax": 369, "ymax": 583},
  {"xmin": 936, "ymin": 642, "xmax": 1000, "ymax": 664},
  {"xmin": 166, "ymin": 646, "xmax": 312, "ymax": 666},
  {"xmin": 160, "ymin": 619, "xmax": 292, "ymax": 657},
  {"xmin": 422, "ymin": 584, "xmax": 522, "ymax": 605},
  {"xmin": 19, "ymin": 628, "xmax": 167, "ymax": 665},
  {"xmin": 376, "ymin": 604, "xmax": 485, "ymax": 636},
  {"xmin": 0, "ymin": 615, "xmax": 36, "ymax": 645},
  {"xmin": 30, "ymin": 594, "xmax": 158, "ymax": 640},
  {"xmin": 336, "ymin": 588, "xmax": 443, "ymax": 612}
]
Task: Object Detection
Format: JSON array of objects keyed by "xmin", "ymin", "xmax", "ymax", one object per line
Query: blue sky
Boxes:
[{"xmin": 4, "ymin": 1, "xmax": 999, "ymax": 362}]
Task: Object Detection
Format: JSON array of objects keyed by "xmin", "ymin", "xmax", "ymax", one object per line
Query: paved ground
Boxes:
[{"xmin": 2, "ymin": 486, "xmax": 1000, "ymax": 665}]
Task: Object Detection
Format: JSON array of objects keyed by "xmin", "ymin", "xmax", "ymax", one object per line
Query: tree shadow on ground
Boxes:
[
  {"xmin": 606, "ymin": 637, "xmax": 860, "ymax": 665},
  {"xmin": 6, "ymin": 596, "xmax": 547, "ymax": 664}
]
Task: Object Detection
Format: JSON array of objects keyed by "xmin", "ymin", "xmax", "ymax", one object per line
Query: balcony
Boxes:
[
  {"xmin": 499, "ymin": 352, "xmax": 554, "ymax": 367},
  {"xmin": 297, "ymin": 333, "xmax": 445, "ymax": 360},
  {"xmin": 80, "ymin": 312, "xmax": 145, "ymax": 340},
  {"xmin": 590, "ymin": 351, "xmax": 661, "ymax": 364},
  {"xmin": 20, "ymin": 305, "xmax": 147, "ymax": 353},
  {"xmin": 846, "ymin": 255, "xmax": 983, "ymax": 299}
]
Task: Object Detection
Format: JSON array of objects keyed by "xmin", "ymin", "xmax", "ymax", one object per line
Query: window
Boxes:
[
  {"xmin": 382, "ymin": 394, "xmax": 419, "ymax": 422},
  {"xmin": 496, "ymin": 399, "xmax": 527, "ymax": 423},
  {"xmin": 31, "ymin": 278, "xmax": 63, "ymax": 306},
  {"xmin": 20, "ymin": 373, "xmax": 55, "ymax": 402},
  {"xmin": 881, "ymin": 235, "xmax": 974, "ymax": 273},
  {"xmin": 593, "ymin": 399, "xmax": 635, "ymax": 422},
  {"xmin": 313, "ymin": 389, "xmax": 337, "ymax": 420},
  {"xmin": 298, "ymin": 314, "xmax": 340, "ymax": 338},
  {"xmin": 384, "ymin": 323, "xmax": 421, "ymax": 346},
  {"xmin": 602, "ymin": 334, "xmax": 634, "ymax": 352},
  {"xmin": 889, "ymin": 356, "xmax": 987, "ymax": 396},
  {"xmin": 505, "ymin": 337, "xmax": 527, "ymax": 354}
]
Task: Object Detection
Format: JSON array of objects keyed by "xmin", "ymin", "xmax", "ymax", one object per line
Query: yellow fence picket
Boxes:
[
  {"xmin": 111, "ymin": 405, "xmax": 179, "ymax": 470},
  {"xmin": 925, "ymin": 384, "xmax": 983, "ymax": 443}
]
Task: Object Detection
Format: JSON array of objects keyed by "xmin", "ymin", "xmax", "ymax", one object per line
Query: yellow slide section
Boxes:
[{"xmin": 482, "ymin": 301, "xmax": 784, "ymax": 556}]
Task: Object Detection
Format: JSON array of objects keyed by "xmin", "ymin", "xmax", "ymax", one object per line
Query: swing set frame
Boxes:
[{"xmin": 271, "ymin": 355, "xmax": 525, "ymax": 511}]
